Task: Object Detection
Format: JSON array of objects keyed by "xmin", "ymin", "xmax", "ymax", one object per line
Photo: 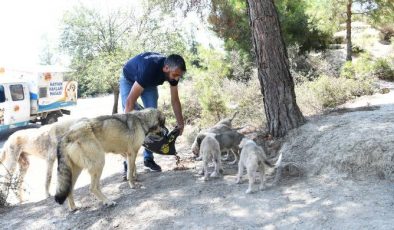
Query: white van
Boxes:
[{"xmin": 0, "ymin": 66, "xmax": 77, "ymax": 131}]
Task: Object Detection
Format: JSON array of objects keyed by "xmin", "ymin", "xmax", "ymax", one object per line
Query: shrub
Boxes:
[
  {"xmin": 296, "ymin": 75, "xmax": 376, "ymax": 110},
  {"xmin": 340, "ymin": 61, "xmax": 356, "ymax": 79},
  {"xmin": 339, "ymin": 53, "xmax": 391, "ymax": 80},
  {"xmin": 288, "ymin": 45, "xmax": 344, "ymax": 83},
  {"xmin": 194, "ymin": 74, "xmax": 228, "ymax": 127},
  {"xmin": 379, "ymin": 24, "xmax": 394, "ymax": 42},
  {"xmin": 158, "ymin": 80, "xmax": 202, "ymax": 127},
  {"xmin": 0, "ymin": 171, "xmax": 20, "ymax": 207},
  {"xmin": 353, "ymin": 53, "xmax": 375, "ymax": 77},
  {"xmin": 295, "ymin": 82, "xmax": 324, "ymax": 115},
  {"xmin": 221, "ymin": 76, "xmax": 266, "ymax": 128},
  {"xmin": 310, "ymin": 76, "xmax": 351, "ymax": 108},
  {"xmin": 371, "ymin": 58, "xmax": 394, "ymax": 81},
  {"xmin": 162, "ymin": 70, "xmax": 265, "ymax": 130}
]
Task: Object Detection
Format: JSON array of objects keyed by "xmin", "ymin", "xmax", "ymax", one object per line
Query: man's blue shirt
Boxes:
[{"xmin": 123, "ymin": 52, "xmax": 166, "ymax": 88}]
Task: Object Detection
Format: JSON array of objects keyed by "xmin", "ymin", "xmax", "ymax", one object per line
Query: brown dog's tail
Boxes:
[{"xmin": 54, "ymin": 140, "xmax": 72, "ymax": 205}]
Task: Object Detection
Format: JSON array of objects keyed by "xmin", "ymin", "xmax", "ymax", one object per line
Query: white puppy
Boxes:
[
  {"xmin": 236, "ymin": 138, "xmax": 280, "ymax": 194},
  {"xmin": 199, "ymin": 133, "xmax": 222, "ymax": 181}
]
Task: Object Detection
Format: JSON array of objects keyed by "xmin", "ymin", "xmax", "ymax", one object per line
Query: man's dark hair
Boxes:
[{"xmin": 164, "ymin": 54, "xmax": 187, "ymax": 72}]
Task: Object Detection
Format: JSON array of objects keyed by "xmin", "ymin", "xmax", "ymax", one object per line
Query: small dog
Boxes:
[
  {"xmin": 236, "ymin": 138, "xmax": 281, "ymax": 194},
  {"xmin": 191, "ymin": 124, "xmax": 232, "ymax": 157},
  {"xmin": 199, "ymin": 133, "xmax": 222, "ymax": 181},
  {"xmin": 215, "ymin": 130, "xmax": 244, "ymax": 164}
]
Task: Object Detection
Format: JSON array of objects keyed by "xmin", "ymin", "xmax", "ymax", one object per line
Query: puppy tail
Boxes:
[
  {"xmin": 275, "ymin": 153, "xmax": 283, "ymax": 168},
  {"xmin": 54, "ymin": 140, "xmax": 72, "ymax": 205},
  {"xmin": 230, "ymin": 111, "xmax": 239, "ymax": 122},
  {"xmin": 0, "ymin": 147, "xmax": 5, "ymax": 163},
  {"xmin": 264, "ymin": 153, "xmax": 282, "ymax": 168}
]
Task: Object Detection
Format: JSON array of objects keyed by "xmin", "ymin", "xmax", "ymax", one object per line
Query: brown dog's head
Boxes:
[{"xmin": 139, "ymin": 108, "xmax": 166, "ymax": 135}]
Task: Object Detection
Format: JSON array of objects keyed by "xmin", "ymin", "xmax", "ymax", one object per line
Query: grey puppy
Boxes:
[
  {"xmin": 192, "ymin": 130, "xmax": 244, "ymax": 165},
  {"xmin": 215, "ymin": 111, "xmax": 238, "ymax": 128},
  {"xmin": 199, "ymin": 133, "xmax": 222, "ymax": 181},
  {"xmin": 191, "ymin": 124, "xmax": 232, "ymax": 157},
  {"xmin": 236, "ymin": 138, "xmax": 282, "ymax": 194},
  {"xmin": 214, "ymin": 130, "xmax": 244, "ymax": 164},
  {"xmin": 191, "ymin": 112, "xmax": 238, "ymax": 157}
]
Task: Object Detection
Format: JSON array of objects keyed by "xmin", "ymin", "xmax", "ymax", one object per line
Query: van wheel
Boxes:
[{"xmin": 42, "ymin": 113, "xmax": 58, "ymax": 125}]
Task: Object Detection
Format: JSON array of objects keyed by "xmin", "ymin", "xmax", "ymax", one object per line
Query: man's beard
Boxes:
[{"xmin": 166, "ymin": 75, "xmax": 178, "ymax": 86}]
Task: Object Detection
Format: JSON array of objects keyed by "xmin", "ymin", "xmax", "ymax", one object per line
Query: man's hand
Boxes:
[{"xmin": 170, "ymin": 86, "xmax": 184, "ymax": 136}]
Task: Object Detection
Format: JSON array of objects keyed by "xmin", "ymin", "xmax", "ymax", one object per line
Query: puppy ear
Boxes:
[
  {"xmin": 238, "ymin": 137, "xmax": 248, "ymax": 148},
  {"xmin": 196, "ymin": 133, "xmax": 205, "ymax": 146}
]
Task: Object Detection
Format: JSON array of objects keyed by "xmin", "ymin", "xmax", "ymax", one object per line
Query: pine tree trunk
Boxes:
[
  {"xmin": 247, "ymin": 0, "xmax": 305, "ymax": 137},
  {"xmin": 346, "ymin": 0, "xmax": 352, "ymax": 61},
  {"xmin": 112, "ymin": 85, "xmax": 119, "ymax": 114}
]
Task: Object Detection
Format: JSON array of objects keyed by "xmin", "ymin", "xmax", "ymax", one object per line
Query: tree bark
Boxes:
[
  {"xmin": 247, "ymin": 0, "xmax": 305, "ymax": 137},
  {"xmin": 112, "ymin": 85, "xmax": 119, "ymax": 114},
  {"xmin": 346, "ymin": 0, "xmax": 352, "ymax": 61}
]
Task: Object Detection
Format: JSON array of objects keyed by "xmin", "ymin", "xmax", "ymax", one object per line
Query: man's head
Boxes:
[{"xmin": 163, "ymin": 54, "xmax": 186, "ymax": 86}]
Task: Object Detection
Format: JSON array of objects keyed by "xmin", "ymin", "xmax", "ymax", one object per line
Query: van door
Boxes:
[
  {"xmin": 0, "ymin": 84, "xmax": 9, "ymax": 129},
  {"xmin": 8, "ymin": 83, "xmax": 30, "ymax": 125}
]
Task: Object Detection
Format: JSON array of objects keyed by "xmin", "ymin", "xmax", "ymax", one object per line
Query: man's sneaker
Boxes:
[{"xmin": 144, "ymin": 159, "xmax": 162, "ymax": 172}]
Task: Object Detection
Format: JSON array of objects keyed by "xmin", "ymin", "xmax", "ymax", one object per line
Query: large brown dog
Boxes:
[{"xmin": 54, "ymin": 109, "xmax": 165, "ymax": 211}]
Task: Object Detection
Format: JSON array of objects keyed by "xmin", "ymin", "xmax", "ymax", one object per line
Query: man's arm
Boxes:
[
  {"xmin": 125, "ymin": 82, "xmax": 144, "ymax": 113},
  {"xmin": 170, "ymin": 85, "xmax": 184, "ymax": 135}
]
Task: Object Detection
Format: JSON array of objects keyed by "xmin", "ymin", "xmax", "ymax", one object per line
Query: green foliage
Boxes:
[
  {"xmin": 194, "ymin": 74, "xmax": 228, "ymax": 126},
  {"xmin": 83, "ymin": 51, "xmax": 129, "ymax": 96},
  {"xmin": 208, "ymin": 0, "xmax": 251, "ymax": 54},
  {"xmin": 353, "ymin": 53, "xmax": 375, "ymax": 76},
  {"xmin": 341, "ymin": 61, "xmax": 357, "ymax": 79},
  {"xmin": 276, "ymin": 0, "xmax": 332, "ymax": 52},
  {"xmin": 221, "ymin": 77, "xmax": 265, "ymax": 127},
  {"xmin": 371, "ymin": 58, "xmax": 394, "ymax": 80},
  {"xmin": 341, "ymin": 53, "xmax": 373, "ymax": 79},
  {"xmin": 305, "ymin": 0, "xmax": 343, "ymax": 35},
  {"xmin": 226, "ymin": 50, "xmax": 254, "ymax": 82},
  {"xmin": 296, "ymin": 75, "xmax": 375, "ymax": 110},
  {"xmin": 204, "ymin": 0, "xmax": 335, "ymax": 73},
  {"xmin": 158, "ymin": 80, "xmax": 203, "ymax": 127},
  {"xmin": 340, "ymin": 53, "xmax": 394, "ymax": 81},
  {"xmin": 59, "ymin": 2, "xmax": 188, "ymax": 97},
  {"xmin": 366, "ymin": 0, "xmax": 394, "ymax": 26},
  {"xmin": 164, "ymin": 76, "xmax": 265, "ymax": 129}
]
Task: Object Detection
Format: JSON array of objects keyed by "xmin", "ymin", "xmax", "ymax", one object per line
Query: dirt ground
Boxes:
[{"xmin": 1, "ymin": 83, "xmax": 394, "ymax": 229}]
